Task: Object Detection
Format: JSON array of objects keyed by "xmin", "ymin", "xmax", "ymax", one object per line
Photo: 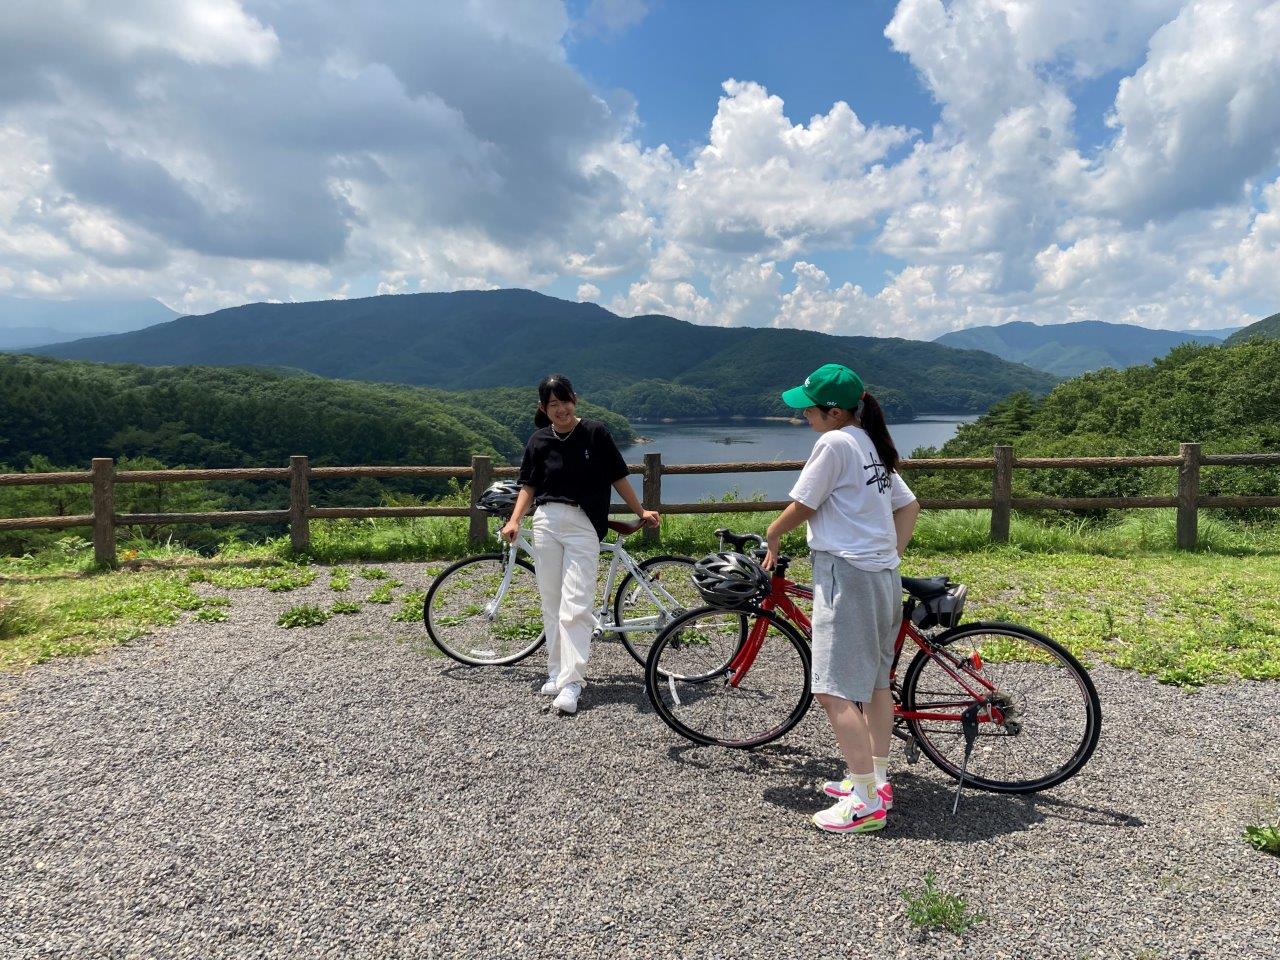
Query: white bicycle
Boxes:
[{"xmin": 423, "ymin": 516, "xmax": 699, "ymax": 668}]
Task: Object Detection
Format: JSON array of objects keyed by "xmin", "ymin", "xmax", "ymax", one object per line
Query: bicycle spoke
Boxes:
[
  {"xmin": 905, "ymin": 626, "xmax": 1100, "ymax": 792},
  {"xmin": 648, "ymin": 609, "xmax": 810, "ymax": 749},
  {"xmin": 424, "ymin": 555, "xmax": 545, "ymax": 665}
]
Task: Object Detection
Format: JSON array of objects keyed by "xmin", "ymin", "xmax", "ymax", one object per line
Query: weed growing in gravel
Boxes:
[
  {"xmin": 901, "ymin": 874, "xmax": 984, "ymax": 934},
  {"xmin": 330, "ymin": 600, "xmax": 361, "ymax": 615},
  {"xmin": 359, "ymin": 566, "xmax": 389, "ymax": 580},
  {"xmin": 278, "ymin": 604, "xmax": 330, "ymax": 628},
  {"xmin": 194, "ymin": 607, "xmax": 229, "ymax": 623},
  {"xmin": 188, "ymin": 565, "xmax": 316, "ymax": 592},
  {"xmin": 1244, "ymin": 799, "xmax": 1280, "ymax": 856},
  {"xmin": 367, "ymin": 581, "xmax": 399, "ymax": 604},
  {"xmin": 390, "ymin": 591, "xmax": 425, "ymax": 622},
  {"xmin": 329, "ymin": 568, "xmax": 351, "ymax": 591}
]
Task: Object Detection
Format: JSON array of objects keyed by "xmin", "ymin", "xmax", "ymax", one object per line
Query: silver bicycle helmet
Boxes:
[
  {"xmin": 477, "ymin": 480, "xmax": 522, "ymax": 516},
  {"xmin": 692, "ymin": 551, "xmax": 771, "ymax": 609}
]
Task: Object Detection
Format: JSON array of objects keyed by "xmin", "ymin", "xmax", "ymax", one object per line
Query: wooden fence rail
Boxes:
[{"xmin": 1, "ymin": 443, "xmax": 1278, "ymax": 566}]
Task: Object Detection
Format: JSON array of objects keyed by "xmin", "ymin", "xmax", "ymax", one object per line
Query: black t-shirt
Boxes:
[{"xmin": 516, "ymin": 418, "xmax": 630, "ymax": 541}]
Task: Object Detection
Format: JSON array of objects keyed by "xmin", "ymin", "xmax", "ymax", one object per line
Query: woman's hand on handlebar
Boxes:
[
  {"xmin": 762, "ymin": 531, "xmax": 782, "ymax": 570},
  {"xmin": 499, "ymin": 518, "xmax": 520, "ymax": 543}
]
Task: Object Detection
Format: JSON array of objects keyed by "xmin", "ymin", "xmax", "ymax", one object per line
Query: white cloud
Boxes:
[{"xmin": 0, "ymin": 0, "xmax": 1277, "ymax": 341}]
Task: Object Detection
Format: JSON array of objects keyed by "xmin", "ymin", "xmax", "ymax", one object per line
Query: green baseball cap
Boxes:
[{"xmin": 780, "ymin": 363, "xmax": 865, "ymax": 410}]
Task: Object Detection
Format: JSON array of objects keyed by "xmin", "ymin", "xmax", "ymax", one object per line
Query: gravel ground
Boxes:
[{"xmin": 2, "ymin": 561, "xmax": 1278, "ymax": 960}]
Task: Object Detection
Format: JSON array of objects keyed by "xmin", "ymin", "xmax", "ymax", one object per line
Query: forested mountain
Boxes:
[
  {"xmin": 0, "ymin": 354, "xmax": 641, "ymax": 551},
  {"xmin": 33, "ymin": 289, "xmax": 1057, "ymax": 420},
  {"xmin": 0, "ymin": 296, "xmax": 177, "ymax": 350},
  {"xmin": 933, "ymin": 320, "xmax": 1233, "ymax": 376},
  {"xmin": 0, "ymin": 353, "xmax": 632, "ymax": 471},
  {"xmin": 909, "ymin": 340, "xmax": 1280, "ymax": 503},
  {"xmin": 1224, "ymin": 312, "xmax": 1280, "ymax": 345}
]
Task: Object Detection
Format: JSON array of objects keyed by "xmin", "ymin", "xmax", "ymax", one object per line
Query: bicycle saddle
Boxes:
[
  {"xmin": 608, "ymin": 518, "xmax": 647, "ymax": 536},
  {"xmin": 901, "ymin": 575, "xmax": 952, "ymax": 600}
]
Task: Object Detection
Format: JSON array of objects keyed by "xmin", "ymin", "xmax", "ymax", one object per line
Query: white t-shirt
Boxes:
[{"xmin": 789, "ymin": 426, "xmax": 917, "ymax": 571}]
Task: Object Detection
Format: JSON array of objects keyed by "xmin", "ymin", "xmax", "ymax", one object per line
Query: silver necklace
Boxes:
[{"xmin": 550, "ymin": 419, "xmax": 580, "ymax": 441}]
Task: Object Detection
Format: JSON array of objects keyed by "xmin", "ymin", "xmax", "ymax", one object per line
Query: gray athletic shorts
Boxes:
[{"xmin": 809, "ymin": 551, "xmax": 903, "ymax": 704}]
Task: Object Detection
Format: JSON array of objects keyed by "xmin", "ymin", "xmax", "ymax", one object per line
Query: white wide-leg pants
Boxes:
[{"xmin": 531, "ymin": 503, "xmax": 600, "ymax": 690}]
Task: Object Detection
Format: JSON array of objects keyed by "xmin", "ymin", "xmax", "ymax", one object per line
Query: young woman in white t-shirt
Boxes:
[{"xmin": 763, "ymin": 363, "xmax": 921, "ymax": 834}]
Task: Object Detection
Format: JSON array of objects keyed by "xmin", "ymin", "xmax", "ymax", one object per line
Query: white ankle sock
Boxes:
[
  {"xmin": 873, "ymin": 755, "xmax": 889, "ymax": 786},
  {"xmin": 850, "ymin": 773, "xmax": 878, "ymax": 806}
]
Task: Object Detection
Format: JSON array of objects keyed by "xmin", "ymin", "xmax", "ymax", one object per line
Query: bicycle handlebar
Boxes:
[{"xmin": 715, "ymin": 528, "xmax": 766, "ymax": 552}]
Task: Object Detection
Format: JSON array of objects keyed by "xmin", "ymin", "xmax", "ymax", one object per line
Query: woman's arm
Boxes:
[
  {"xmin": 763, "ymin": 501, "xmax": 816, "ymax": 569},
  {"xmin": 893, "ymin": 499, "xmax": 921, "ymax": 557},
  {"xmin": 500, "ymin": 486, "xmax": 537, "ymax": 543},
  {"xmin": 612, "ymin": 478, "xmax": 661, "ymax": 528}
]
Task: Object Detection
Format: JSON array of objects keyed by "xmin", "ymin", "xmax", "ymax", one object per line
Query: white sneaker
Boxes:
[
  {"xmin": 552, "ymin": 682, "xmax": 582, "ymax": 714},
  {"xmin": 540, "ymin": 678, "xmax": 559, "ymax": 696}
]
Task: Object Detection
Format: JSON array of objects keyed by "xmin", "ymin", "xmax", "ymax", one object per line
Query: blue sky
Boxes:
[{"xmin": 0, "ymin": 0, "xmax": 1277, "ymax": 336}]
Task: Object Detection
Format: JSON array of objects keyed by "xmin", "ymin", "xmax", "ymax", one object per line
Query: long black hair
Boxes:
[
  {"xmin": 822, "ymin": 390, "xmax": 899, "ymax": 473},
  {"xmin": 857, "ymin": 392, "xmax": 900, "ymax": 474},
  {"xmin": 533, "ymin": 374, "xmax": 577, "ymax": 428}
]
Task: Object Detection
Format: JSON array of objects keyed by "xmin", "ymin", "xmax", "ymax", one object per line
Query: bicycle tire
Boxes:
[
  {"xmin": 901, "ymin": 621, "xmax": 1101, "ymax": 794},
  {"xmin": 645, "ymin": 606, "xmax": 812, "ymax": 750},
  {"xmin": 423, "ymin": 553, "xmax": 545, "ymax": 666},
  {"xmin": 611, "ymin": 554, "xmax": 699, "ymax": 667}
]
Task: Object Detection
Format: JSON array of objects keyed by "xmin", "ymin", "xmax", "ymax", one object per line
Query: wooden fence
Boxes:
[{"xmin": 1, "ymin": 443, "xmax": 1278, "ymax": 566}]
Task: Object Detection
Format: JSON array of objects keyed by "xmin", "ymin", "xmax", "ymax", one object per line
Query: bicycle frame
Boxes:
[
  {"xmin": 490, "ymin": 526, "xmax": 687, "ymax": 634},
  {"xmin": 732, "ymin": 568, "xmax": 1009, "ymax": 726}
]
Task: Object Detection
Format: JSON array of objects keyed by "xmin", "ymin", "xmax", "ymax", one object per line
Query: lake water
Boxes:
[{"xmin": 621, "ymin": 416, "xmax": 978, "ymax": 503}]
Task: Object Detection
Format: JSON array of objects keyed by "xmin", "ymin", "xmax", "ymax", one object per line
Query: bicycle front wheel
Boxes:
[
  {"xmin": 645, "ymin": 607, "xmax": 812, "ymax": 749},
  {"xmin": 901, "ymin": 622, "xmax": 1101, "ymax": 793},
  {"xmin": 611, "ymin": 554, "xmax": 699, "ymax": 667},
  {"xmin": 423, "ymin": 553, "xmax": 545, "ymax": 666}
]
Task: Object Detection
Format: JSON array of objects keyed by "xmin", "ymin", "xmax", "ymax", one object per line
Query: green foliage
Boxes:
[
  {"xmin": 910, "ymin": 340, "xmax": 1280, "ymax": 511},
  {"xmin": 193, "ymin": 607, "xmax": 229, "ymax": 623},
  {"xmin": 391, "ymin": 591, "xmax": 426, "ymax": 622},
  {"xmin": 330, "ymin": 599, "xmax": 362, "ymax": 615},
  {"xmin": 901, "ymin": 874, "xmax": 984, "ymax": 934},
  {"xmin": 277, "ymin": 604, "xmax": 330, "ymax": 628},
  {"xmin": 328, "ymin": 567, "xmax": 351, "ymax": 591},
  {"xmin": 367, "ymin": 581, "xmax": 399, "ymax": 604},
  {"xmin": 1244, "ymin": 824, "xmax": 1280, "ymax": 855},
  {"xmin": 358, "ymin": 566, "xmax": 389, "ymax": 580}
]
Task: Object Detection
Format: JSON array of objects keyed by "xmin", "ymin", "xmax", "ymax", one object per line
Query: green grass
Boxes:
[
  {"xmin": 390, "ymin": 591, "xmax": 425, "ymax": 622},
  {"xmin": 330, "ymin": 599, "xmax": 362, "ymax": 615},
  {"xmin": 2, "ymin": 508, "xmax": 1279, "ymax": 679},
  {"xmin": 901, "ymin": 873, "xmax": 984, "ymax": 934},
  {"xmin": 277, "ymin": 604, "xmax": 330, "ymax": 628}
]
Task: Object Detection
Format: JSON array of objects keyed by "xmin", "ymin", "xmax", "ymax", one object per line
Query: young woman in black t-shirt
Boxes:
[{"xmin": 501, "ymin": 374, "xmax": 659, "ymax": 714}]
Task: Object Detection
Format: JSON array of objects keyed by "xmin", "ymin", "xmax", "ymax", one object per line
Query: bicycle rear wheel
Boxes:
[
  {"xmin": 901, "ymin": 622, "xmax": 1101, "ymax": 793},
  {"xmin": 645, "ymin": 607, "xmax": 812, "ymax": 749},
  {"xmin": 423, "ymin": 553, "xmax": 545, "ymax": 666}
]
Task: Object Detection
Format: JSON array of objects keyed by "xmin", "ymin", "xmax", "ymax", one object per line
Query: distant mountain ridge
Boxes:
[
  {"xmin": 1224, "ymin": 312, "xmax": 1280, "ymax": 345},
  {"xmin": 32, "ymin": 289, "xmax": 1057, "ymax": 420},
  {"xmin": 0, "ymin": 295, "xmax": 178, "ymax": 350},
  {"xmin": 934, "ymin": 320, "xmax": 1236, "ymax": 376}
]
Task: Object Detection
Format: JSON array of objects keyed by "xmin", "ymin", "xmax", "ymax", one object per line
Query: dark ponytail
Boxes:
[
  {"xmin": 857, "ymin": 392, "xmax": 900, "ymax": 474},
  {"xmin": 533, "ymin": 373, "xmax": 577, "ymax": 427}
]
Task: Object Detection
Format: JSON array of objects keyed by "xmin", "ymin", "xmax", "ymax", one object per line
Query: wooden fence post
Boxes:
[
  {"xmin": 469, "ymin": 455, "xmax": 493, "ymax": 544},
  {"xmin": 289, "ymin": 455, "xmax": 311, "ymax": 554},
  {"xmin": 642, "ymin": 452, "xmax": 662, "ymax": 543},
  {"xmin": 991, "ymin": 444, "xmax": 1014, "ymax": 544},
  {"xmin": 1177, "ymin": 442, "xmax": 1200, "ymax": 550},
  {"xmin": 91, "ymin": 458, "xmax": 116, "ymax": 567}
]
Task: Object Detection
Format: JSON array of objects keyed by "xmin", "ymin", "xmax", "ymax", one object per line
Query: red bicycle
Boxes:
[{"xmin": 644, "ymin": 530, "xmax": 1101, "ymax": 795}]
